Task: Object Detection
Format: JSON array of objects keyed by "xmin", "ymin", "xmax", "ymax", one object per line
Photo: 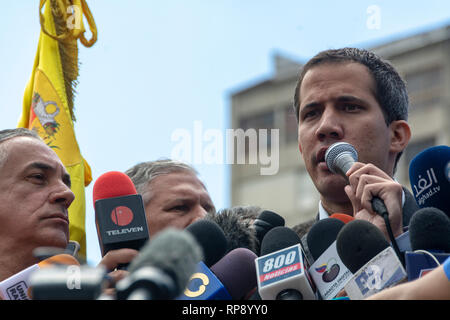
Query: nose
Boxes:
[
  {"xmin": 49, "ymin": 182, "xmax": 75, "ymax": 209},
  {"xmin": 315, "ymin": 106, "xmax": 343, "ymax": 141},
  {"xmin": 190, "ymin": 205, "xmax": 208, "ymax": 224}
]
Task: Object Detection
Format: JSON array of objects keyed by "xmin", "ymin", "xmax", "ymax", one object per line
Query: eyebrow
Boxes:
[
  {"xmin": 336, "ymin": 95, "xmax": 368, "ymax": 105},
  {"xmin": 27, "ymin": 162, "xmax": 72, "ymax": 188},
  {"xmin": 301, "ymin": 95, "xmax": 368, "ymax": 113}
]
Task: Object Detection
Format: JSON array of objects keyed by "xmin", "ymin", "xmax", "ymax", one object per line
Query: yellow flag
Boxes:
[{"xmin": 18, "ymin": 0, "xmax": 97, "ymax": 259}]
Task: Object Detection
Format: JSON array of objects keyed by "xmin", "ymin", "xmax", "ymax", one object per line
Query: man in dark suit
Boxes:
[{"xmin": 292, "ymin": 48, "xmax": 418, "ymax": 249}]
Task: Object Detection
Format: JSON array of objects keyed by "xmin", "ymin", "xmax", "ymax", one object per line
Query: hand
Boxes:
[
  {"xmin": 344, "ymin": 162, "xmax": 403, "ymax": 240},
  {"xmin": 97, "ymin": 248, "xmax": 139, "ymax": 298}
]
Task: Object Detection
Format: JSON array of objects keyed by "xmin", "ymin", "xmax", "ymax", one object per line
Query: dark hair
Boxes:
[
  {"xmin": 294, "ymin": 47, "xmax": 409, "ymax": 125},
  {"xmin": 293, "ymin": 47, "xmax": 409, "ymax": 172}
]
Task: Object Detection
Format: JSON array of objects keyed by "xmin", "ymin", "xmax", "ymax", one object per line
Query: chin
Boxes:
[
  {"xmin": 39, "ymin": 231, "xmax": 69, "ymax": 249},
  {"xmin": 316, "ymin": 176, "xmax": 348, "ymax": 200}
]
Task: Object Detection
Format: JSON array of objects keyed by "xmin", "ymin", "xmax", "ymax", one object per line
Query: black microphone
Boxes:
[
  {"xmin": 306, "ymin": 219, "xmax": 353, "ymax": 300},
  {"xmin": 307, "ymin": 218, "xmax": 345, "ymax": 262},
  {"xmin": 204, "ymin": 210, "xmax": 259, "ymax": 256},
  {"xmin": 325, "ymin": 142, "xmax": 402, "ymax": 263},
  {"xmin": 409, "ymin": 207, "xmax": 450, "ymax": 253},
  {"xmin": 336, "ymin": 220, "xmax": 407, "ymax": 299},
  {"xmin": 253, "ymin": 210, "xmax": 285, "ymax": 255},
  {"xmin": 405, "ymin": 207, "xmax": 450, "ymax": 281},
  {"xmin": 116, "ymin": 228, "xmax": 203, "ymax": 300},
  {"xmin": 185, "ymin": 219, "xmax": 228, "ymax": 267},
  {"xmin": 92, "ymin": 171, "xmax": 150, "ymax": 261}
]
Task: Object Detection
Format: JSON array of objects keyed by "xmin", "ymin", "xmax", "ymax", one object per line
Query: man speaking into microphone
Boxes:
[{"xmin": 292, "ymin": 47, "xmax": 419, "ymax": 247}]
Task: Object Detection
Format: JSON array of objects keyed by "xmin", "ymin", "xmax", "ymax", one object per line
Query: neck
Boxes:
[
  {"xmin": 320, "ymin": 197, "xmax": 354, "ymax": 217},
  {"xmin": 0, "ymin": 246, "xmax": 37, "ymax": 282}
]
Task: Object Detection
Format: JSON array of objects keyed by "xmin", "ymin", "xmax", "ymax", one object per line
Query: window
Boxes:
[{"xmin": 405, "ymin": 66, "xmax": 443, "ymax": 111}]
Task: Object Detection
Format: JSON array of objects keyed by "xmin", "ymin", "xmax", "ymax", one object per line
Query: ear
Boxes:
[{"xmin": 389, "ymin": 120, "xmax": 411, "ymax": 154}]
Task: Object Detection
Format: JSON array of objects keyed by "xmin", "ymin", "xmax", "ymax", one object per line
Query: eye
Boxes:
[
  {"xmin": 203, "ymin": 204, "xmax": 214, "ymax": 213},
  {"xmin": 28, "ymin": 173, "xmax": 46, "ymax": 184},
  {"xmin": 342, "ymin": 104, "xmax": 361, "ymax": 112},
  {"xmin": 302, "ymin": 109, "xmax": 320, "ymax": 121},
  {"xmin": 171, "ymin": 205, "xmax": 189, "ymax": 212}
]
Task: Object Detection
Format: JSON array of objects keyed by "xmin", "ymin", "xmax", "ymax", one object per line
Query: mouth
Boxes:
[
  {"xmin": 44, "ymin": 212, "xmax": 69, "ymax": 225},
  {"xmin": 316, "ymin": 147, "xmax": 329, "ymax": 168}
]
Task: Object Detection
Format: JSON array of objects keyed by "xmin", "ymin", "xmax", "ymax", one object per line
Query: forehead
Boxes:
[
  {"xmin": 149, "ymin": 171, "xmax": 210, "ymax": 198},
  {"xmin": 0, "ymin": 137, "xmax": 66, "ymax": 174},
  {"xmin": 299, "ymin": 62, "xmax": 377, "ymax": 105}
]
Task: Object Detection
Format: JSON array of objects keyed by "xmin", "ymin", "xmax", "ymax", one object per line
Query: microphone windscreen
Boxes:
[
  {"xmin": 325, "ymin": 142, "xmax": 358, "ymax": 174},
  {"xmin": 185, "ymin": 219, "xmax": 228, "ymax": 267},
  {"xmin": 307, "ymin": 218, "xmax": 345, "ymax": 261},
  {"xmin": 204, "ymin": 211, "xmax": 259, "ymax": 256},
  {"xmin": 257, "ymin": 210, "xmax": 285, "ymax": 227},
  {"xmin": 409, "ymin": 207, "xmax": 450, "ymax": 253},
  {"xmin": 93, "ymin": 171, "xmax": 137, "ymax": 204},
  {"xmin": 260, "ymin": 226, "xmax": 301, "ymax": 256},
  {"xmin": 409, "ymin": 145, "xmax": 450, "ymax": 215},
  {"xmin": 330, "ymin": 213, "xmax": 354, "ymax": 224},
  {"xmin": 210, "ymin": 248, "xmax": 258, "ymax": 300},
  {"xmin": 128, "ymin": 228, "xmax": 203, "ymax": 293},
  {"xmin": 336, "ymin": 220, "xmax": 390, "ymax": 273}
]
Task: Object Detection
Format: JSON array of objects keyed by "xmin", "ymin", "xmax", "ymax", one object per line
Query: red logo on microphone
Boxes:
[{"xmin": 110, "ymin": 206, "xmax": 134, "ymax": 226}]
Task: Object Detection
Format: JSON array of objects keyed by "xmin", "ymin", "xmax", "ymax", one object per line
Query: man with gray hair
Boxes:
[
  {"xmin": 125, "ymin": 159, "xmax": 215, "ymax": 238},
  {"xmin": 0, "ymin": 128, "xmax": 75, "ymax": 281}
]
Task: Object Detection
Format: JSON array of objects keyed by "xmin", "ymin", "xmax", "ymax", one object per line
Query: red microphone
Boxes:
[
  {"xmin": 330, "ymin": 213, "xmax": 354, "ymax": 225},
  {"xmin": 93, "ymin": 171, "xmax": 150, "ymax": 257}
]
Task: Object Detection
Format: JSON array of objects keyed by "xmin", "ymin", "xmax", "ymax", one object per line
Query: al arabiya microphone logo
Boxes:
[{"xmin": 315, "ymin": 259, "xmax": 340, "ymax": 283}]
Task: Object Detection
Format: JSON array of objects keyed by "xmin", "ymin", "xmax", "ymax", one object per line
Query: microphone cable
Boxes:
[{"xmin": 371, "ymin": 198, "xmax": 404, "ymax": 267}]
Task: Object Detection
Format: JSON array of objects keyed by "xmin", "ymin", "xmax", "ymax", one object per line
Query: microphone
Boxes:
[
  {"xmin": 253, "ymin": 210, "xmax": 285, "ymax": 254},
  {"xmin": 306, "ymin": 219, "xmax": 353, "ymax": 300},
  {"xmin": 307, "ymin": 218, "xmax": 345, "ymax": 262},
  {"xmin": 255, "ymin": 226, "xmax": 316, "ymax": 300},
  {"xmin": 0, "ymin": 254, "xmax": 80, "ymax": 300},
  {"xmin": 204, "ymin": 210, "xmax": 259, "ymax": 256},
  {"xmin": 325, "ymin": 142, "xmax": 402, "ymax": 262},
  {"xmin": 405, "ymin": 207, "xmax": 450, "ymax": 281},
  {"xmin": 337, "ymin": 220, "xmax": 407, "ymax": 299},
  {"xmin": 92, "ymin": 171, "xmax": 150, "ymax": 258},
  {"xmin": 210, "ymin": 248, "xmax": 258, "ymax": 300},
  {"xmin": 325, "ymin": 142, "xmax": 389, "ymax": 216},
  {"xmin": 185, "ymin": 219, "xmax": 228, "ymax": 267},
  {"xmin": 176, "ymin": 219, "xmax": 229, "ymax": 300},
  {"xmin": 30, "ymin": 264, "xmax": 108, "ymax": 300},
  {"xmin": 179, "ymin": 248, "xmax": 257, "ymax": 300},
  {"xmin": 116, "ymin": 228, "xmax": 202, "ymax": 300},
  {"xmin": 330, "ymin": 213, "xmax": 354, "ymax": 224},
  {"xmin": 179, "ymin": 219, "xmax": 254, "ymax": 300},
  {"xmin": 409, "ymin": 145, "xmax": 450, "ymax": 216}
]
